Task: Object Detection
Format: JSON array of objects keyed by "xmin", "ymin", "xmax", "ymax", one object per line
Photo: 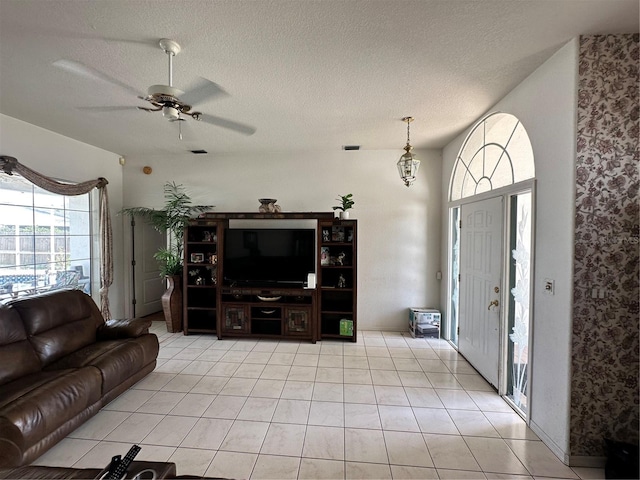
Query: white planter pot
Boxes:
[{"xmin": 340, "ymin": 211, "xmax": 350, "ymax": 219}]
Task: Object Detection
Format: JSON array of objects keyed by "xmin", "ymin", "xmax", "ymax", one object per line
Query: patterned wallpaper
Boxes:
[{"xmin": 572, "ymin": 34, "xmax": 639, "ymax": 457}]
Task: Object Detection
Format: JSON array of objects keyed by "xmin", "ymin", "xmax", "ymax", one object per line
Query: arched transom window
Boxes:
[{"xmin": 450, "ymin": 112, "xmax": 534, "ymax": 201}]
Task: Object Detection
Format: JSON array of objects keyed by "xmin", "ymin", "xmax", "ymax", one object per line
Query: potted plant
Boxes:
[
  {"xmin": 121, "ymin": 182, "xmax": 212, "ymax": 332},
  {"xmin": 332, "ymin": 193, "xmax": 355, "ymax": 219}
]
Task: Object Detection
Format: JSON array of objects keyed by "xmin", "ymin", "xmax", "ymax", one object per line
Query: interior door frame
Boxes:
[
  {"xmin": 122, "ymin": 214, "xmax": 165, "ymax": 319},
  {"xmin": 446, "ymin": 179, "xmax": 536, "ymax": 408}
]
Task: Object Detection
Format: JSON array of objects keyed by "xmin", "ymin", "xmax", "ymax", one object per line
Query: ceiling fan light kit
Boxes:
[{"xmin": 162, "ymin": 106, "xmax": 180, "ymax": 121}]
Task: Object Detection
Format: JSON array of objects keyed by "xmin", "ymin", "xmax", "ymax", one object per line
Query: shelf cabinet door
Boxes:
[
  {"xmin": 284, "ymin": 306, "xmax": 312, "ymax": 336},
  {"xmin": 222, "ymin": 304, "xmax": 249, "ymax": 333}
]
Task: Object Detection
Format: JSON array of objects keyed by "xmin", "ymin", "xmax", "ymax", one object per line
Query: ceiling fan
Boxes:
[{"xmin": 53, "ymin": 38, "xmax": 256, "ymax": 136}]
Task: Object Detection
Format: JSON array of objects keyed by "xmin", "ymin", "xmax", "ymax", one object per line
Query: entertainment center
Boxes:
[{"xmin": 182, "ymin": 212, "xmax": 357, "ymax": 343}]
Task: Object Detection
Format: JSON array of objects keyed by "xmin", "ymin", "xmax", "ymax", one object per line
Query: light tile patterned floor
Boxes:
[{"xmin": 32, "ymin": 321, "xmax": 605, "ymax": 479}]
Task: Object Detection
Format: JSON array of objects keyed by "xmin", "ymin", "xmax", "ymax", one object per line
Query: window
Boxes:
[
  {"xmin": 507, "ymin": 191, "xmax": 532, "ymax": 414},
  {"xmin": 0, "ymin": 173, "xmax": 94, "ymax": 301},
  {"xmin": 450, "ymin": 112, "xmax": 534, "ymax": 201}
]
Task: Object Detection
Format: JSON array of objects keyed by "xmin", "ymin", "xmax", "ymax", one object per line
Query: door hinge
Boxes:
[
  {"xmin": 132, "ymin": 298, "xmax": 137, "ymax": 305},
  {"xmin": 459, "ymin": 220, "xmax": 462, "ymax": 229},
  {"xmin": 130, "ymin": 218, "xmax": 135, "ymax": 227},
  {"xmin": 131, "ymin": 260, "xmax": 136, "ymax": 267},
  {"xmin": 458, "ymin": 273, "xmax": 461, "ymax": 282},
  {"xmin": 457, "ymin": 326, "xmax": 460, "ymax": 336}
]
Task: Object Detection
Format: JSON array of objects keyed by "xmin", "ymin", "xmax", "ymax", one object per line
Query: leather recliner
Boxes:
[{"xmin": 0, "ymin": 290, "xmax": 160, "ymax": 467}]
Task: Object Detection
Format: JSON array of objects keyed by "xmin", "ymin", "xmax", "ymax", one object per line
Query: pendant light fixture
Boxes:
[{"xmin": 397, "ymin": 116, "xmax": 420, "ymax": 187}]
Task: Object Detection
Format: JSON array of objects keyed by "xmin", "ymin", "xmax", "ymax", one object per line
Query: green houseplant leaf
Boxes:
[
  {"xmin": 153, "ymin": 248, "xmax": 183, "ymax": 277},
  {"xmin": 332, "ymin": 193, "xmax": 355, "ymax": 212}
]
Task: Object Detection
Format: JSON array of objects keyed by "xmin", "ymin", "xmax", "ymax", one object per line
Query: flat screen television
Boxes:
[{"xmin": 223, "ymin": 228, "xmax": 315, "ymax": 287}]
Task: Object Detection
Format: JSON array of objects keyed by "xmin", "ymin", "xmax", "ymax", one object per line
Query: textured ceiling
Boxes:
[{"xmin": 0, "ymin": 0, "xmax": 638, "ymax": 157}]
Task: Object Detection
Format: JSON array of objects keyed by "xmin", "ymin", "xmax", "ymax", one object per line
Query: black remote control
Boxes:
[{"xmin": 105, "ymin": 445, "xmax": 141, "ymax": 480}]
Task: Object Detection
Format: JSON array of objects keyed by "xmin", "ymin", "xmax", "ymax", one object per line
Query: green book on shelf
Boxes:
[{"xmin": 339, "ymin": 319, "xmax": 353, "ymax": 336}]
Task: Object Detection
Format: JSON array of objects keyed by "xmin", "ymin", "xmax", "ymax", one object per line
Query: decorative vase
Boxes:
[
  {"xmin": 162, "ymin": 275, "xmax": 183, "ymax": 333},
  {"xmin": 340, "ymin": 210, "xmax": 350, "ymax": 219},
  {"xmin": 258, "ymin": 198, "xmax": 281, "ymax": 213}
]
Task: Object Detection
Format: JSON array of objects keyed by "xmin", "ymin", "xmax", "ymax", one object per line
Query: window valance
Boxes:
[{"xmin": 0, "ymin": 155, "xmax": 113, "ymax": 319}]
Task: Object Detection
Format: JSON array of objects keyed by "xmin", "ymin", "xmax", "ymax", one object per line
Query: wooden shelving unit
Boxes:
[
  {"xmin": 183, "ymin": 219, "xmax": 223, "ymax": 335},
  {"xmin": 317, "ymin": 219, "xmax": 357, "ymax": 342},
  {"xmin": 182, "ymin": 213, "xmax": 357, "ymax": 342}
]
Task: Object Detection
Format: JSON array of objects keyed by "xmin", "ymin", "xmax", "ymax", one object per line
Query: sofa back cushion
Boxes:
[
  {"xmin": 10, "ymin": 290, "xmax": 104, "ymax": 367},
  {"xmin": 0, "ymin": 305, "xmax": 41, "ymax": 385}
]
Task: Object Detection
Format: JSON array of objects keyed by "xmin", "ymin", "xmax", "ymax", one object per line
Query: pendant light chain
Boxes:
[{"xmin": 403, "ymin": 116, "xmax": 414, "ymax": 152}]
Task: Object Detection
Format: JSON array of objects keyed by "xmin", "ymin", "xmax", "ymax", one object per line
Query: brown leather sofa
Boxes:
[{"xmin": 0, "ymin": 290, "xmax": 160, "ymax": 468}]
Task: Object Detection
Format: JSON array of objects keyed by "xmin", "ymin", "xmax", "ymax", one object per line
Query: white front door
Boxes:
[
  {"xmin": 458, "ymin": 196, "xmax": 503, "ymax": 388},
  {"xmin": 132, "ymin": 216, "xmax": 164, "ymax": 317}
]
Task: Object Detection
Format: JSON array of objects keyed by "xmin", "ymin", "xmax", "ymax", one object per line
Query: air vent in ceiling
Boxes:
[
  {"xmin": 190, "ymin": 149, "xmax": 208, "ymax": 154},
  {"xmin": 343, "ymin": 145, "xmax": 360, "ymax": 151}
]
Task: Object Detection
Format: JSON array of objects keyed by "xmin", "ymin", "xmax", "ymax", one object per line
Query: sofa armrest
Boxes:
[{"xmin": 97, "ymin": 318, "xmax": 152, "ymax": 340}]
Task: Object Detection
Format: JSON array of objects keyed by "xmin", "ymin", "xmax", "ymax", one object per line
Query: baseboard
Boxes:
[{"xmin": 529, "ymin": 419, "xmax": 570, "ymax": 464}]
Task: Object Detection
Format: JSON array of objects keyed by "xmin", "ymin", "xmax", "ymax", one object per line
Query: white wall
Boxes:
[
  {"xmin": 123, "ymin": 148, "xmax": 442, "ymax": 331},
  {"xmin": 440, "ymin": 39, "xmax": 578, "ymax": 461},
  {"xmin": 0, "ymin": 114, "xmax": 126, "ymax": 318},
  {"xmin": 0, "ymin": 111, "xmax": 443, "ymax": 331}
]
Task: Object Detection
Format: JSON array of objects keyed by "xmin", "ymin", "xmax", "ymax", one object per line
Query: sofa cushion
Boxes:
[
  {"xmin": 0, "ymin": 368, "xmax": 102, "ymax": 449},
  {"xmin": 0, "ymin": 306, "xmax": 41, "ymax": 386},
  {"xmin": 10, "ymin": 290, "xmax": 103, "ymax": 366},
  {"xmin": 44, "ymin": 335, "xmax": 160, "ymax": 393}
]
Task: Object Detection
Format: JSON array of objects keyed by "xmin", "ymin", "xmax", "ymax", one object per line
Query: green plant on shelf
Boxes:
[{"xmin": 332, "ymin": 193, "xmax": 355, "ymax": 212}]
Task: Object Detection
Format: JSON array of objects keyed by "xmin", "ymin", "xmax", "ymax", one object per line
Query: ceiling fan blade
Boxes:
[
  {"xmin": 34, "ymin": 25, "xmax": 158, "ymax": 47},
  {"xmin": 181, "ymin": 77, "xmax": 228, "ymax": 107},
  {"xmin": 53, "ymin": 59, "xmax": 144, "ymax": 98},
  {"xmin": 77, "ymin": 106, "xmax": 141, "ymax": 112},
  {"xmin": 198, "ymin": 113, "xmax": 256, "ymax": 136}
]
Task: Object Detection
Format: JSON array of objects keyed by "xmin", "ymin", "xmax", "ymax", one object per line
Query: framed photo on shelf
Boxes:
[
  {"xmin": 190, "ymin": 252, "xmax": 205, "ymax": 263},
  {"xmin": 331, "ymin": 226, "xmax": 345, "ymax": 242},
  {"xmin": 321, "ymin": 247, "xmax": 331, "ymax": 266}
]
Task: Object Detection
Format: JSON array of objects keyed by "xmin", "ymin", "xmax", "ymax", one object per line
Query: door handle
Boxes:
[{"xmin": 488, "ymin": 299, "xmax": 499, "ymax": 310}]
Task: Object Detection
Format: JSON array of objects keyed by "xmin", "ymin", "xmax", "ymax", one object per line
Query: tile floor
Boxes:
[{"xmin": 33, "ymin": 321, "xmax": 605, "ymax": 479}]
